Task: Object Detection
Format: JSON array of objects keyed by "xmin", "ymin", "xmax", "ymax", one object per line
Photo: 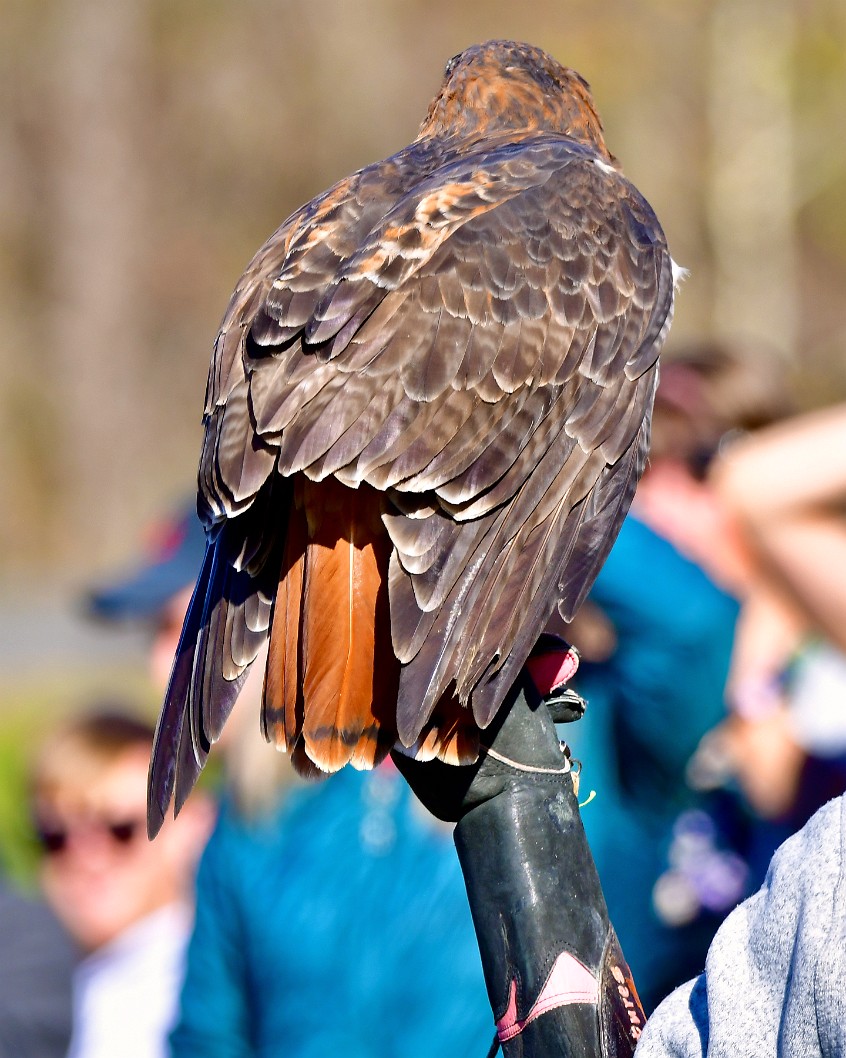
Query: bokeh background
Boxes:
[{"xmin": 3, "ymin": 0, "xmax": 846, "ymax": 875}]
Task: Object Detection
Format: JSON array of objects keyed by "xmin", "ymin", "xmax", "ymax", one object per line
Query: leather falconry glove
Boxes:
[{"xmin": 393, "ymin": 638, "xmax": 645, "ymax": 1058}]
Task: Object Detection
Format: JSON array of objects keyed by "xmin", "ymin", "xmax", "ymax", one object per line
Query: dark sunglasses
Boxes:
[{"xmin": 35, "ymin": 817, "xmax": 143, "ymax": 856}]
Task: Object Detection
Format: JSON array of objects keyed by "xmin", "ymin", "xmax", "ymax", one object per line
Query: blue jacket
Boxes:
[
  {"xmin": 567, "ymin": 516, "xmax": 741, "ymax": 1010},
  {"xmin": 171, "ymin": 766, "xmax": 490, "ymax": 1058}
]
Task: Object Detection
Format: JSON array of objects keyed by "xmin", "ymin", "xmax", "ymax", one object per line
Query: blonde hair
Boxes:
[{"xmin": 32, "ymin": 708, "xmax": 154, "ymax": 804}]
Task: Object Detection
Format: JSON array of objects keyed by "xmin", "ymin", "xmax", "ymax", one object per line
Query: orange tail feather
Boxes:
[
  {"xmin": 265, "ymin": 476, "xmax": 399, "ymax": 775},
  {"xmin": 263, "ymin": 487, "xmax": 308, "ymax": 750},
  {"xmin": 410, "ymin": 692, "xmax": 480, "ymax": 766}
]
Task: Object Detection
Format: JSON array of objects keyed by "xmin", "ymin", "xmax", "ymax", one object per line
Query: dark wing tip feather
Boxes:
[
  {"xmin": 147, "ymin": 543, "xmax": 214, "ymax": 839},
  {"xmin": 172, "ymin": 714, "xmax": 208, "ymax": 820},
  {"xmin": 148, "ymin": 519, "xmax": 274, "ymax": 838}
]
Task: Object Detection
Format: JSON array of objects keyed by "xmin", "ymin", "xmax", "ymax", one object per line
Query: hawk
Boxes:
[{"xmin": 148, "ymin": 39, "xmax": 678, "ymax": 836}]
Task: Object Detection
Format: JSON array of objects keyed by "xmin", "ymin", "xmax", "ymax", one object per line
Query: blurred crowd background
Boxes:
[{"xmin": 3, "ymin": 0, "xmax": 846, "ymax": 1055}]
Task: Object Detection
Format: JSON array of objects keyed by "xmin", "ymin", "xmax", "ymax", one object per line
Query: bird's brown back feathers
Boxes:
[{"xmin": 147, "ymin": 39, "xmax": 676, "ymax": 836}]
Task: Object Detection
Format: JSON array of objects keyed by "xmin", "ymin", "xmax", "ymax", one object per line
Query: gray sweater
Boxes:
[
  {"xmin": 0, "ymin": 886, "xmax": 76, "ymax": 1058},
  {"xmin": 636, "ymin": 795, "xmax": 846, "ymax": 1057}
]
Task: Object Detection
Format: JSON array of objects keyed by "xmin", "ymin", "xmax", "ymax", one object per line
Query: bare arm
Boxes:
[{"xmin": 713, "ymin": 404, "xmax": 846, "ymax": 653}]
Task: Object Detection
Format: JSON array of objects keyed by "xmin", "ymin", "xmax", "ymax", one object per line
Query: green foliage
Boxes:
[{"xmin": 0, "ymin": 710, "xmax": 48, "ymax": 888}]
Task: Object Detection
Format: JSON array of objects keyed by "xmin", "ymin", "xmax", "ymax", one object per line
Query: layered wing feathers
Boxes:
[{"xmin": 149, "ymin": 129, "xmax": 673, "ymax": 831}]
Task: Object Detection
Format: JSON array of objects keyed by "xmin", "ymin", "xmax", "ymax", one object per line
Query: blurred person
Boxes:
[
  {"xmin": 636, "ymin": 402, "xmax": 846, "ymax": 1057},
  {"xmin": 174, "ymin": 757, "xmax": 491, "ymax": 1058},
  {"xmin": 703, "ymin": 402, "xmax": 846, "ymax": 866},
  {"xmin": 32, "ymin": 709, "xmax": 212, "ymax": 1058},
  {"xmin": 565, "ymin": 340, "xmax": 792, "ymax": 1011},
  {"xmin": 92, "ymin": 506, "xmax": 490, "ymax": 1057}
]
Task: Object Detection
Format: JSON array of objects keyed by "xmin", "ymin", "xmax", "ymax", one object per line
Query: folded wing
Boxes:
[{"xmin": 149, "ymin": 133, "xmax": 674, "ymax": 835}]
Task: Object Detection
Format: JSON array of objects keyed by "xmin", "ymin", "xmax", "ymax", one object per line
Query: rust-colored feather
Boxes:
[
  {"xmin": 297, "ymin": 478, "xmax": 398, "ymax": 773},
  {"xmin": 262, "ymin": 485, "xmax": 308, "ymax": 750},
  {"xmin": 410, "ymin": 693, "xmax": 480, "ymax": 766}
]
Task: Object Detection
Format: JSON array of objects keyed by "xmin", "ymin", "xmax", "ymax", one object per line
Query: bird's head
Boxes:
[{"xmin": 417, "ymin": 40, "xmax": 613, "ymax": 160}]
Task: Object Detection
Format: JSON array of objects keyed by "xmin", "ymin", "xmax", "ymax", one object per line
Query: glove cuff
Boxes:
[{"xmin": 455, "ymin": 776, "xmax": 645, "ymax": 1056}]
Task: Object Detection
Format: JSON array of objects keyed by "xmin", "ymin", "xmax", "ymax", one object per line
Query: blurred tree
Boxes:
[
  {"xmin": 48, "ymin": 0, "xmax": 154, "ymax": 562},
  {"xmin": 1, "ymin": 0, "xmax": 845, "ymax": 578},
  {"xmin": 706, "ymin": 0, "xmax": 797, "ymax": 357}
]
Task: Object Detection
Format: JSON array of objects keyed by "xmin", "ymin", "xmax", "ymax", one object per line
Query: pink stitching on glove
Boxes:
[{"xmin": 496, "ymin": 950, "xmax": 598, "ymax": 1042}]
